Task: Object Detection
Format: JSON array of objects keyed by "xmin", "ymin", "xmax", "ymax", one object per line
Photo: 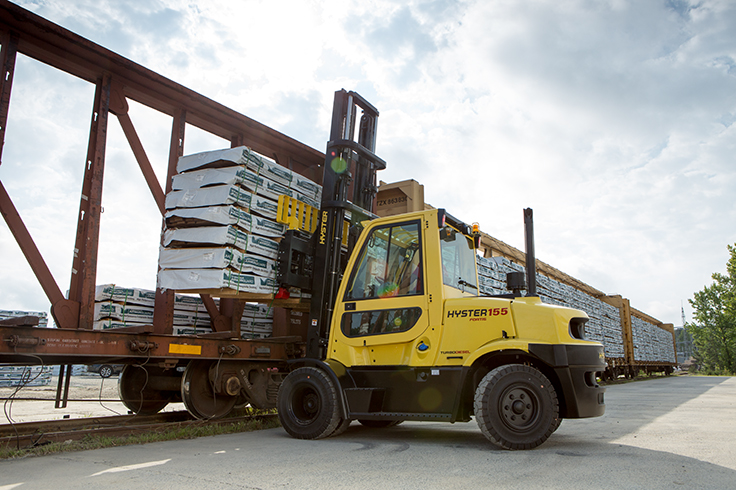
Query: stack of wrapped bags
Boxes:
[
  {"xmin": 93, "ymin": 284, "xmax": 275, "ymax": 339},
  {"xmin": 157, "ymin": 146, "xmax": 321, "ymax": 296},
  {"xmin": 0, "ymin": 309, "xmax": 49, "ymax": 327},
  {"xmin": 93, "ymin": 284, "xmax": 211, "ymax": 334},
  {"xmin": 0, "ymin": 310, "xmax": 53, "ymax": 386}
]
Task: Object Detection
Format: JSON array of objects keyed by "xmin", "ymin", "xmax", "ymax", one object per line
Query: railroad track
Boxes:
[{"xmin": 0, "ymin": 410, "xmax": 278, "ymax": 450}]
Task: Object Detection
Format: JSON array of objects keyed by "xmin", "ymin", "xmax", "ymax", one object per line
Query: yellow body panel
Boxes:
[
  {"xmin": 437, "ymin": 297, "xmax": 516, "ymax": 366},
  {"xmin": 328, "ymin": 209, "xmax": 594, "ymax": 371}
]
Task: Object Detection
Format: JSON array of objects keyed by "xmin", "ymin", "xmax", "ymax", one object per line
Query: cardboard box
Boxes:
[{"xmin": 376, "ymin": 179, "xmax": 425, "ymax": 217}]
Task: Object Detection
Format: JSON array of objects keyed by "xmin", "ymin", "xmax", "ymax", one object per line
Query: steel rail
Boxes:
[{"xmin": 0, "ymin": 410, "xmax": 278, "ymax": 449}]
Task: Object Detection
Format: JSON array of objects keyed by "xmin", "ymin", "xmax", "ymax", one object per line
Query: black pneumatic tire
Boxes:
[
  {"xmin": 474, "ymin": 364, "xmax": 559, "ymax": 450},
  {"xmin": 277, "ymin": 367, "xmax": 343, "ymax": 440}
]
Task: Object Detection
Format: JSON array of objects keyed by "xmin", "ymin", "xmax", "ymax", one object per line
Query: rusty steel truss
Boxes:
[{"xmin": 0, "ymin": 1, "xmax": 322, "ymax": 366}]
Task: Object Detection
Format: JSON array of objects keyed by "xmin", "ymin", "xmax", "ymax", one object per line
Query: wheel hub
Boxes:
[
  {"xmin": 303, "ymin": 393, "xmax": 319, "ymax": 415},
  {"xmin": 501, "ymin": 386, "xmax": 539, "ymax": 430}
]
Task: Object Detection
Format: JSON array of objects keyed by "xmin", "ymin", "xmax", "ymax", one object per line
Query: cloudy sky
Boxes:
[{"xmin": 1, "ymin": 0, "xmax": 734, "ymax": 327}]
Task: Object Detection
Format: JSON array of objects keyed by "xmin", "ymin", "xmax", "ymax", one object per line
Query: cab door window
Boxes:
[
  {"xmin": 342, "ymin": 307, "xmax": 423, "ymax": 337},
  {"xmin": 345, "ymin": 221, "xmax": 423, "ymax": 300},
  {"xmin": 440, "ymin": 226, "xmax": 478, "ymax": 293}
]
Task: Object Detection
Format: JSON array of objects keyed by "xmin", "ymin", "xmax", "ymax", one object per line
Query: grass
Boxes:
[{"xmin": 0, "ymin": 409, "xmax": 281, "ymax": 460}]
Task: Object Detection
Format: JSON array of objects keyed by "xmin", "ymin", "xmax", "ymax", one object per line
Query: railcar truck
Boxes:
[{"xmin": 275, "ymin": 90, "xmax": 606, "ymax": 450}]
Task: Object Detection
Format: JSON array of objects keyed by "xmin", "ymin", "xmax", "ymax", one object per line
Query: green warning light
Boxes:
[{"xmin": 330, "ymin": 157, "xmax": 348, "ymax": 174}]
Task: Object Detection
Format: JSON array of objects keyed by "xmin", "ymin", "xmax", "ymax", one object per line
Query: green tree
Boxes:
[{"xmin": 686, "ymin": 244, "xmax": 736, "ymax": 374}]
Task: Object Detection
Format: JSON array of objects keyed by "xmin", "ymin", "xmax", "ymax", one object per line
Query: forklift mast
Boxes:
[{"xmin": 305, "ymin": 90, "xmax": 386, "ymax": 359}]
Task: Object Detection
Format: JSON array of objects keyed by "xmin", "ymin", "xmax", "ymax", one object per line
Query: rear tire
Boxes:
[
  {"xmin": 331, "ymin": 417, "xmax": 352, "ymax": 436},
  {"xmin": 474, "ymin": 364, "xmax": 558, "ymax": 450},
  {"xmin": 277, "ymin": 367, "xmax": 342, "ymax": 439}
]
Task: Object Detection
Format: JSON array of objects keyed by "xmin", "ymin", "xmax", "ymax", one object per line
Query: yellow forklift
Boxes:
[{"xmin": 276, "ymin": 91, "xmax": 606, "ymax": 450}]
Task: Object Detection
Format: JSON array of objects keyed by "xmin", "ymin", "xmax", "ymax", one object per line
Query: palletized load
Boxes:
[
  {"xmin": 93, "ymin": 284, "xmax": 276, "ymax": 338},
  {"xmin": 157, "ymin": 145, "xmax": 323, "ymax": 300},
  {"xmin": 94, "ymin": 284, "xmax": 212, "ymax": 331},
  {"xmin": 93, "ymin": 301, "xmax": 211, "ymax": 328},
  {"xmin": 96, "ymin": 284, "xmax": 215, "ymax": 312}
]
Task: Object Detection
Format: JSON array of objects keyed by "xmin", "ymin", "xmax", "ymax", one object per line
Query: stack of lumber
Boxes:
[{"xmin": 157, "ymin": 146, "xmax": 321, "ymax": 297}]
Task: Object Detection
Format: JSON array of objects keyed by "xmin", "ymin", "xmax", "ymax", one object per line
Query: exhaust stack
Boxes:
[{"xmin": 524, "ymin": 208, "xmax": 538, "ymax": 297}]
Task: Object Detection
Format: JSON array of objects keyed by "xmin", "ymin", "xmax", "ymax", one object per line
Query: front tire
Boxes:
[
  {"xmin": 474, "ymin": 364, "xmax": 558, "ymax": 450},
  {"xmin": 277, "ymin": 367, "xmax": 343, "ymax": 439}
]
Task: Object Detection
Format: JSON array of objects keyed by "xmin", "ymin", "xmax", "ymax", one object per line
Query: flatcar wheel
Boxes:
[
  {"xmin": 118, "ymin": 365, "xmax": 170, "ymax": 415},
  {"xmin": 181, "ymin": 360, "xmax": 237, "ymax": 419}
]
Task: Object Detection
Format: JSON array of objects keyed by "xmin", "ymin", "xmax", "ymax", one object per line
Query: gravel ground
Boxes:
[{"xmin": 1, "ymin": 375, "xmax": 185, "ymax": 423}]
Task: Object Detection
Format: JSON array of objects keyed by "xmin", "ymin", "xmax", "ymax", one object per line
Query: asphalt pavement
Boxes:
[{"xmin": 0, "ymin": 375, "xmax": 734, "ymax": 490}]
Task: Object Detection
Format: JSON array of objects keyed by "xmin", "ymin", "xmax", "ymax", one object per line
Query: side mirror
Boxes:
[{"xmin": 440, "ymin": 227, "xmax": 456, "ymax": 242}]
